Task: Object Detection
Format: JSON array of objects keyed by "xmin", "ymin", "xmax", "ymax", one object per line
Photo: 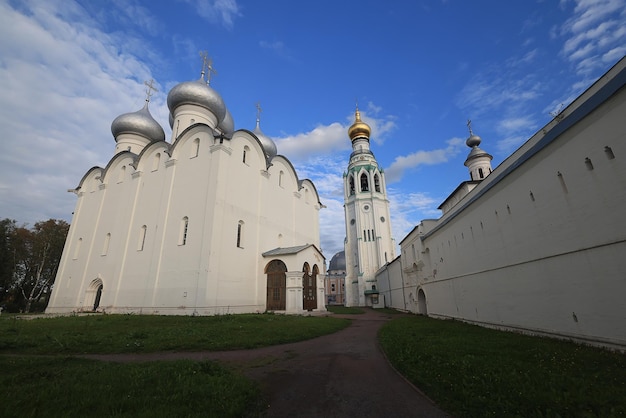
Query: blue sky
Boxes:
[{"xmin": 1, "ymin": 0, "xmax": 625, "ymax": 258}]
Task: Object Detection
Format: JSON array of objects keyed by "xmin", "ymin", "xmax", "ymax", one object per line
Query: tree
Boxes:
[
  {"xmin": 0, "ymin": 218, "xmax": 17, "ymax": 304},
  {"xmin": 11, "ymin": 219, "xmax": 69, "ymax": 312}
]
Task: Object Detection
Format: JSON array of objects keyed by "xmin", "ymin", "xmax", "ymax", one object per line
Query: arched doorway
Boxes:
[
  {"xmin": 302, "ymin": 263, "xmax": 318, "ymax": 311},
  {"xmin": 266, "ymin": 260, "xmax": 287, "ymax": 311},
  {"xmin": 84, "ymin": 278, "xmax": 103, "ymax": 312},
  {"xmin": 417, "ymin": 288, "xmax": 427, "ymax": 315}
]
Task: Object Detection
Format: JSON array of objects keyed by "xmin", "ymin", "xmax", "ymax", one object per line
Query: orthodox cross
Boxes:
[
  {"xmin": 256, "ymin": 102, "xmax": 262, "ymax": 124},
  {"xmin": 199, "ymin": 50, "xmax": 217, "ymax": 85},
  {"xmin": 467, "ymin": 119, "xmax": 474, "ymax": 136},
  {"xmin": 144, "ymin": 79, "xmax": 157, "ymax": 103}
]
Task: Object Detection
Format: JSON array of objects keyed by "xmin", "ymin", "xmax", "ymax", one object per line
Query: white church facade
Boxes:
[
  {"xmin": 377, "ymin": 56, "xmax": 626, "ymax": 349},
  {"xmin": 47, "ymin": 61, "xmax": 326, "ymax": 316}
]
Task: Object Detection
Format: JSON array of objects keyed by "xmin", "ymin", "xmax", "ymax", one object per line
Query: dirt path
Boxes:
[{"xmin": 84, "ymin": 310, "xmax": 451, "ymax": 417}]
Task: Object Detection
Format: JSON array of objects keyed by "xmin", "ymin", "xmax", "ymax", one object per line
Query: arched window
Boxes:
[
  {"xmin": 152, "ymin": 153, "xmax": 161, "ymax": 171},
  {"xmin": 117, "ymin": 166, "xmax": 126, "ymax": 183},
  {"xmin": 73, "ymin": 237, "xmax": 82, "ymax": 260},
  {"xmin": 478, "ymin": 168, "xmax": 484, "ymax": 179},
  {"xmin": 102, "ymin": 233, "xmax": 111, "ymax": 255},
  {"xmin": 360, "ymin": 172, "xmax": 369, "ymax": 191},
  {"xmin": 374, "ymin": 173, "xmax": 381, "ymax": 192},
  {"xmin": 191, "ymin": 138, "xmax": 200, "ymax": 158},
  {"xmin": 137, "ymin": 225, "xmax": 147, "ymax": 251},
  {"xmin": 179, "ymin": 217, "xmax": 189, "ymax": 245},
  {"xmin": 243, "ymin": 146, "xmax": 249, "ymax": 164},
  {"xmin": 236, "ymin": 220, "xmax": 244, "ymax": 248},
  {"xmin": 279, "ymin": 171, "xmax": 284, "ymax": 187},
  {"xmin": 349, "ymin": 175, "xmax": 355, "ymax": 195}
]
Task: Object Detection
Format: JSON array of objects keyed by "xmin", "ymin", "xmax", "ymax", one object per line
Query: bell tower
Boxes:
[{"xmin": 343, "ymin": 107, "xmax": 395, "ymax": 307}]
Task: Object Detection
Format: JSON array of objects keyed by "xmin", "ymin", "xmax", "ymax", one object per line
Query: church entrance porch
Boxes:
[{"xmin": 266, "ymin": 260, "xmax": 287, "ymax": 311}]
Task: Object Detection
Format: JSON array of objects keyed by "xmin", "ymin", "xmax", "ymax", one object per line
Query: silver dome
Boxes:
[
  {"xmin": 167, "ymin": 79, "xmax": 227, "ymax": 124},
  {"xmin": 111, "ymin": 103, "xmax": 165, "ymax": 142},
  {"xmin": 466, "ymin": 134, "xmax": 482, "ymax": 148},
  {"xmin": 218, "ymin": 108, "xmax": 235, "ymax": 136},
  {"xmin": 253, "ymin": 122, "xmax": 277, "ymax": 159},
  {"xmin": 328, "ymin": 251, "xmax": 346, "ymax": 272}
]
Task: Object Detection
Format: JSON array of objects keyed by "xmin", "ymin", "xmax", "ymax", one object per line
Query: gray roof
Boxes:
[{"xmin": 262, "ymin": 244, "xmax": 314, "ymax": 257}]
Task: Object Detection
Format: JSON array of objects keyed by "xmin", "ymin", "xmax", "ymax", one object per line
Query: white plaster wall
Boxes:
[
  {"xmin": 401, "ymin": 63, "xmax": 626, "ymax": 347},
  {"xmin": 48, "ymin": 119, "xmax": 323, "ymax": 316}
]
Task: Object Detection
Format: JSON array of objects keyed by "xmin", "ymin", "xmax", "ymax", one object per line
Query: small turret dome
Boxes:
[
  {"xmin": 167, "ymin": 79, "xmax": 227, "ymax": 124},
  {"xmin": 466, "ymin": 133, "xmax": 482, "ymax": 148},
  {"xmin": 253, "ymin": 121, "xmax": 277, "ymax": 159},
  {"xmin": 348, "ymin": 109, "xmax": 371, "ymax": 141},
  {"xmin": 111, "ymin": 103, "xmax": 165, "ymax": 142}
]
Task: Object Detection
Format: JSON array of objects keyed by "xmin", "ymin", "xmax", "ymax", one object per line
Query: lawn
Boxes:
[
  {"xmin": 325, "ymin": 305, "xmax": 365, "ymax": 314},
  {"xmin": 0, "ymin": 313, "xmax": 350, "ymax": 354},
  {"xmin": 379, "ymin": 315, "xmax": 626, "ymax": 418},
  {"xmin": 0, "ymin": 313, "xmax": 350, "ymax": 418}
]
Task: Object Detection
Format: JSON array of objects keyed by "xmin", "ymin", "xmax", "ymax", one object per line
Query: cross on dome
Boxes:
[
  {"xmin": 199, "ymin": 50, "xmax": 217, "ymax": 85},
  {"xmin": 256, "ymin": 102, "xmax": 262, "ymax": 124},
  {"xmin": 144, "ymin": 79, "xmax": 157, "ymax": 103}
]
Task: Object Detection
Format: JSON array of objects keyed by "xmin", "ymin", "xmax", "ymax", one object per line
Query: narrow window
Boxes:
[
  {"xmin": 191, "ymin": 138, "xmax": 200, "ymax": 158},
  {"xmin": 138, "ymin": 225, "xmax": 147, "ymax": 251},
  {"xmin": 349, "ymin": 175, "xmax": 355, "ymax": 195},
  {"xmin": 363, "ymin": 230, "xmax": 366, "ymax": 241},
  {"xmin": 604, "ymin": 146, "xmax": 615, "ymax": 160},
  {"xmin": 152, "ymin": 153, "xmax": 161, "ymax": 171},
  {"xmin": 118, "ymin": 166, "xmax": 126, "ymax": 183},
  {"xmin": 279, "ymin": 171, "xmax": 284, "ymax": 187},
  {"xmin": 478, "ymin": 168, "xmax": 484, "ymax": 179},
  {"xmin": 530, "ymin": 191, "xmax": 535, "ymax": 202},
  {"xmin": 367, "ymin": 230, "xmax": 371, "ymax": 241},
  {"xmin": 236, "ymin": 221, "xmax": 244, "ymax": 248},
  {"xmin": 374, "ymin": 174, "xmax": 381, "ymax": 192},
  {"xmin": 360, "ymin": 173, "xmax": 369, "ymax": 191},
  {"xmin": 331, "ymin": 283, "xmax": 336, "ymax": 292},
  {"xmin": 73, "ymin": 237, "xmax": 82, "ymax": 260},
  {"xmin": 243, "ymin": 146, "xmax": 249, "ymax": 164},
  {"xmin": 557, "ymin": 171, "xmax": 568, "ymax": 194},
  {"xmin": 179, "ymin": 217, "xmax": 189, "ymax": 245},
  {"xmin": 584, "ymin": 157, "xmax": 594, "ymax": 170},
  {"xmin": 102, "ymin": 233, "xmax": 111, "ymax": 256}
]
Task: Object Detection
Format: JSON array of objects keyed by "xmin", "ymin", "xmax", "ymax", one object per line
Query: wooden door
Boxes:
[{"xmin": 266, "ymin": 260, "xmax": 286, "ymax": 311}]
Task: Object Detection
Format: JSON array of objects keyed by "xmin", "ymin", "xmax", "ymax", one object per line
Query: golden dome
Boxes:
[{"xmin": 348, "ymin": 109, "xmax": 371, "ymax": 141}]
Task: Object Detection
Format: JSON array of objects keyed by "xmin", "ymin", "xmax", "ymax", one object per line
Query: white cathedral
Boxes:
[{"xmin": 46, "ymin": 60, "xmax": 326, "ymax": 315}]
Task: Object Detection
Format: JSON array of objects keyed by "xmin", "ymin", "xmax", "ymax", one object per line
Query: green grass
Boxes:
[
  {"xmin": 379, "ymin": 316, "xmax": 626, "ymax": 418},
  {"xmin": 325, "ymin": 305, "xmax": 365, "ymax": 314},
  {"xmin": 0, "ymin": 313, "xmax": 350, "ymax": 354},
  {"xmin": 0, "ymin": 356, "xmax": 262, "ymax": 418},
  {"xmin": 0, "ymin": 313, "xmax": 350, "ymax": 417}
]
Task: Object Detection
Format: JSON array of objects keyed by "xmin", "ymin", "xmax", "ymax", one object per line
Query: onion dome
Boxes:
[
  {"xmin": 328, "ymin": 250, "xmax": 346, "ymax": 272},
  {"xmin": 253, "ymin": 119, "xmax": 277, "ymax": 159},
  {"xmin": 218, "ymin": 108, "xmax": 235, "ymax": 137},
  {"xmin": 466, "ymin": 132, "xmax": 482, "ymax": 148},
  {"xmin": 111, "ymin": 102, "xmax": 165, "ymax": 142},
  {"xmin": 348, "ymin": 108, "xmax": 371, "ymax": 141},
  {"xmin": 166, "ymin": 79, "xmax": 227, "ymax": 124}
]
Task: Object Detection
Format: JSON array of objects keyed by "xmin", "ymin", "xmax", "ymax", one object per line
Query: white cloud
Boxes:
[
  {"xmin": 0, "ymin": 0, "xmax": 168, "ymax": 224},
  {"xmin": 384, "ymin": 138, "xmax": 465, "ymax": 184},
  {"xmin": 181, "ymin": 0, "xmax": 241, "ymax": 29},
  {"xmin": 560, "ymin": 0, "xmax": 626, "ymax": 74}
]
